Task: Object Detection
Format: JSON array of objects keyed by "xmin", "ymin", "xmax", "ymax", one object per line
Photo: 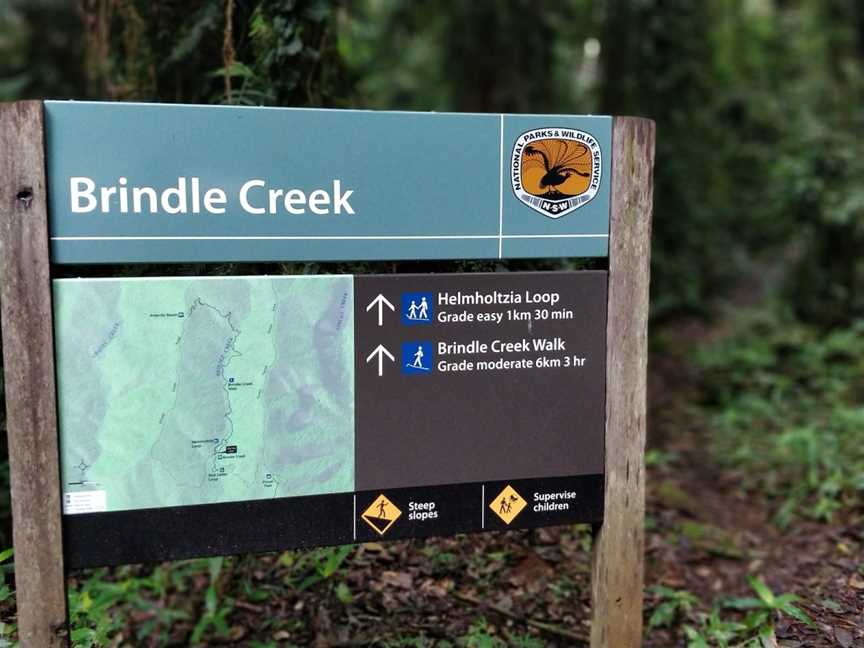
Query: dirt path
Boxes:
[
  {"xmin": 642, "ymin": 320, "xmax": 863, "ymax": 647},
  {"xmin": 638, "ymin": 262, "xmax": 862, "ymax": 646}
]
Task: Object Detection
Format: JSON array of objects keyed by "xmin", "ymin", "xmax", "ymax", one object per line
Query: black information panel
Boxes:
[{"xmin": 64, "ymin": 271, "xmax": 607, "ymax": 568}]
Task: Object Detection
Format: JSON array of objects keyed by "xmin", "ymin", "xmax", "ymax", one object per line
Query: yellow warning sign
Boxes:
[
  {"xmin": 361, "ymin": 494, "xmax": 402, "ymax": 536},
  {"xmin": 489, "ymin": 484, "xmax": 527, "ymax": 525}
]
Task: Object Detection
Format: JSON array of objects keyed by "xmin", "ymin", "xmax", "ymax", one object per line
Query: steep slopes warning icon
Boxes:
[
  {"xmin": 361, "ymin": 494, "xmax": 402, "ymax": 536},
  {"xmin": 490, "ymin": 484, "xmax": 527, "ymax": 525}
]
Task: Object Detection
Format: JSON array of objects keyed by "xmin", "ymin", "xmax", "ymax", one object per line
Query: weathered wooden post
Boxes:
[
  {"xmin": 591, "ymin": 117, "xmax": 656, "ymax": 648},
  {"xmin": 0, "ymin": 101, "xmax": 68, "ymax": 646}
]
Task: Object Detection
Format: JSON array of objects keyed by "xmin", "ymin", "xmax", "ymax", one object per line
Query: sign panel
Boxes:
[
  {"xmin": 54, "ymin": 271, "xmax": 606, "ymax": 566},
  {"xmin": 44, "ymin": 102, "xmax": 611, "ymax": 264}
]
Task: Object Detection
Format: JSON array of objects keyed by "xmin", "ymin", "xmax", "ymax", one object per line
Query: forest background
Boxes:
[{"xmin": 0, "ymin": 1, "xmax": 862, "ymax": 646}]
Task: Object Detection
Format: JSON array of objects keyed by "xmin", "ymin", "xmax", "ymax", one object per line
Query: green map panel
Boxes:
[{"xmin": 53, "ymin": 275, "xmax": 355, "ymax": 513}]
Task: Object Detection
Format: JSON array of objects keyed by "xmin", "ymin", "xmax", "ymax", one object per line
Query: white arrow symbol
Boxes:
[
  {"xmin": 366, "ymin": 293, "xmax": 395, "ymax": 326},
  {"xmin": 365, "ymin": 344, "xmax": 395, "ymax": 377}
]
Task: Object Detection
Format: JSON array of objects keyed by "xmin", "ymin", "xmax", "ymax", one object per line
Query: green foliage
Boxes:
[
  {"xmin": 650, "ymin": 576, "xmax": 812, "ymax": 647},
  {"xmin": 279, "ymin": 544, "xmax": 354, "ymax": 591},
  {"xmin": 776, "ymin": 119, "xmax": 864, "ymax": 327},
  {"xmin": 677, "ymin": 521, "xmax": 746, "ymax": 560},
  {"xmin": 384, "ymin": 636, "xmax": 436, "ymax": 648},
  {"xmin": 458, "ymin": 618, "xmax": 505, "ymax": 648},
  {"xmin": 189, "ymin": 557, "xmax": 232, "ymax": 644},
  {"xmin": 599, "ymin": 0, "xmax": 794, "ymax": 318},
  {"xmin": 0, "ymin": 548, "xmax": 15, "ymax": 644},
  {"xmin": 62, "ymin": 546, "xmax": 356, "ymax": 645},
  {"xmin": 65, "ymin": 560, "xmax": 244, "ymax": 646},
  {"xmin": 723, "ymin": 576, "xmax": 812, "ymax": 628},
  {"xmin": 770, "ymin": 2, "xmax": 864, "ymax": 327},
  {"xmin": 77, "ymin": 0, "xmax": 346, "ymax": 106},
  {"xmin": 507, "ymin": 634, "xmax": 545, "ymax": 648},
  {"xmin": 68, "ymin": 570, "xmax": 153, "ymax": 646},
  {"xmin": 682, "ymin": 609, "xmax": 748, "ymax": 648},
  {"xmin": 648, "ymin": 585, "xmax": 699, "ymax": 629},
  {"xmin": 217, "ymin": 0, "xmax": 345, "ymax": 106},
  {"xmin": 342, "ymin": 1, "xmax": 594, "ymax": 113},
  {"xmin": 697, "ymin": 310, "xmax": 864, "ymax": 524},
  {"xmin": 0, "ymin": 455, "xmax": 10, "ymax": 549},
  {"xmin": 0, "ymin": 1, "xmax": 88, "ymax": 101}
]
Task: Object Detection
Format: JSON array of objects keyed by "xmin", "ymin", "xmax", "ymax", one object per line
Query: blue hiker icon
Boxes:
[{"xmin": 401, "ymin": 341, "xmax": 433, "ymax": 374}]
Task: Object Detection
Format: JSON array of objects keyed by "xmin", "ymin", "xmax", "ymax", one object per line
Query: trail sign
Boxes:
[
  {"xmin": 55, "ymin": 271, "xmax": 605, "ymax": 566},
  {"xmin": 45, "ymin": 102, "xmax": 611, "ymax": 264},
  {"xmin": 0, "ymin": 101, "xmax": 654, "ymax": 648}
]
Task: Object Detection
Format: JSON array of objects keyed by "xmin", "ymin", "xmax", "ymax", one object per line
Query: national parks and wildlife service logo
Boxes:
[{"xmin": 511, "ymin": 128, "xmax": 602, "ymax": 219}]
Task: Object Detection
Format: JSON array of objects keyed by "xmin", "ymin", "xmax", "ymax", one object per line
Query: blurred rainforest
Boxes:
[{"xmin": 0, "ymin": 1, "xmax": 862, "ymax": 646}]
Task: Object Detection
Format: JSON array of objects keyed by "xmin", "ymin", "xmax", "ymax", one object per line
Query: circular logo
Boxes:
[{"xmin": 511, "ymin": 128, "xmax": 602, "ymax": 219}]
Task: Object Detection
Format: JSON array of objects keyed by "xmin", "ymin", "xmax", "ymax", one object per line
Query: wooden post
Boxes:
[
  {"xmin": 590, "ymin": 116, "xmax": 655, "ymax": 648},
  {"xmin": 0, "ymin": 101, "xmax": 69, "ymax": 647}
]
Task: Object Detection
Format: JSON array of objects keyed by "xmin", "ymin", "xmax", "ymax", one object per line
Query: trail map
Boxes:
[{"xmin": 54, "ymin": 275, "xmax": 354, "ymax": 513}]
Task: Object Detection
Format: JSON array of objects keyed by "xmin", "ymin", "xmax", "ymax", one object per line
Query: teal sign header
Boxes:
[{"xmin": 45, "ymin": 101, "xmax": 611, "ymax": 264}]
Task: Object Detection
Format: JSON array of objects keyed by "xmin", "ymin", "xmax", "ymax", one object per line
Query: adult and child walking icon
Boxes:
[
  {"xmin": 400, "ymin": 292, "xmax": 434, "ymax": 375},
  {"xmin": 498, "ymin": 493, "xmax": 518, "ymax": 515},
  {"xmin": 405, "ymin": 296, "xmax": 430, "ymax": 322}
]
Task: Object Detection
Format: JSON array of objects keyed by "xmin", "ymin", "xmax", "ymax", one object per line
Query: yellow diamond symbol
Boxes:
[
  {"xmin": 489, "ymin": 484, "xmax": 527, "ymax": 525},
  {"xmin": 361, "ymin": 494, "xmax": 402, "ymax": 536}
]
